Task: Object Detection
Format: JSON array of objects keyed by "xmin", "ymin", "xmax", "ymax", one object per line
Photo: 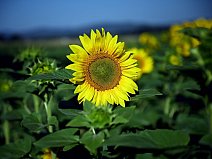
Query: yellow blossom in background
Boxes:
[
  {"xmin": 41, "ymin": 149, "xmax": 57, "ymax": 159},
  {"xmin": 139, "ymin": 32, "xmax": 159, "ymax": 48},
  {"xmin": 0, "ymin": 79, "xmax": 12, "ymax": 92},
  {"xmin": 66, "ymin": 29, "xmax": 140, "ymax": 107},
  {"xmin": 191, "ymin": 37, "xmax": 200, "ymax": 48},
  {"xmin": 183, "ymin": 18, "xmax": 212, "ymax": 29},
  {"xmin": 176, "ymin": 42, "xmax": 191, "ymax": 57},
  {"xmin": 169, "ymin": 19, "xmax": 212, "ymax": 56},
  {"xmin": 131, "ymin": 48, "xmax": 154, "ymax": 79},
  {"xmin": 169, "ymin": 55, "xmax": 181, "ymax": 66}
]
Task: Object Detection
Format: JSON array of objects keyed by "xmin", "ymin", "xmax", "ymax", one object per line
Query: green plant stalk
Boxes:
[
  {"xmin": 205, "ymin": 69, "xmax": 212, "ymax": 86},
  {"xmin": 164, "ymin": 97, "xmax": 171, "ymax": 115},
  {"xmin": 44, "ymin": 100, "xmax": 53, "ymax": 133},
  {"xmin": 3, "ymin": 120, "xmax": 10, "ymax": 144},
  {"xmin": 23, "ymin": 99, "xmax": 31, "ymax": 114},
  {"xmin": 33, "ymin": 94, "xmax": 40, "ymax": 113},
  {"xmin": 194, "ymin": 49, "xmax": 205, "ymax": 66},
  {"xmin": 209, "ymin": 103, "xmax": 212, "ymax": 134}
]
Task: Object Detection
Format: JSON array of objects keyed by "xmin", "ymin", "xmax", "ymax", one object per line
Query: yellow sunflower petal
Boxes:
[
  {"xmin": 74, "ymin": 82, "xmax": 87, "ymax": 94},
  {"xmin": 104, "ymin": 90, "xmax": 113, "ymax": 105},
  {"xmin": 79, "ymin": 34, "xmax": 93, "ymax": 54},
  {"xmin": 122, "ymin": 67, "xmax": 141, "ymax": 77},
  {"xmin": 104, "ymin": 32, "xmax": 113, "ymax": 50},
  {"xmin": 85, "ymin": 85, "xmax": 95, "ymax": 101},
  {"xmin": 119, "ymin": 51, "xmax": 133, "ymax": 63},
  {"xmin": 66, "ymin": 29, "xmax": 140, "ymax": 107},
  {"xmin": 120, "ymin": 58, "xmax": 137, "ymax": 67},
  {"xmin": 120, "ymin": 76, "xmax": 138, "ymax": 93},
  {"xmin": 114, "ymin": 42, "xmax": 125, "ymax": 57},
  {"xmin": 66, "ymin": 54, "xmax": 84, "ymax": 63},
  {"xmin": 77, "ymin": 83, "xmax": 89, "ymax": 102},
  {"xmin": 94, "ymin": 29, "xmax": 102, "ymax": 52},
  {"xmin": 65, "ymin": 64, "xmax": 83, "ymax": 72},
  {"xmin": 108, "ymin": 35, "xmax": 118, "ymax": 54},
  {"xmin": 72, "ymin": 72, "xmax": 84, "ymax": 78},
  {"xmin": 69, "ymin": 45, "xmax": 88, "ymax": 58}
]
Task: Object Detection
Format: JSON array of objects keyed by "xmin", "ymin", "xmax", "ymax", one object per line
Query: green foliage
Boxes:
[
  {"xmin": 104, "ymin": 129, "xmax": 190, "ymax": 149},
  {"xmin": 34, "ymin": 128, "xmax": 79, "ymax": 148},
  {"xmin": 200, "ymin": 134, "xmax": 212, "ymax": 147},
  {"xmin": 0, "ymin": 23, "xmax": 212, "ymax": 158},
  {"xmin": 131, "ymin": 89, "xmax": 162, "ymax": 101},
  {"xmin": 80, "ymin": 131, "xmax": 105, "ymax": 155},
  {"xmin": 27, "ymin": 68, "xmax": 73, "ymax": 80},
  {"xmin": 21, "ymin": 112, "xmax": 44, "ymax": 132},
  {"xmin": 0, "ymin": 136, "xmax": 32, "ymax": 159}
]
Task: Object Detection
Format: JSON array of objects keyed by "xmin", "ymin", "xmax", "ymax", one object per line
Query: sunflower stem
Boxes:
[
  {"xmin": 209, "ymin": 103, "xmax": 212, "ymax": 134},
  {"xmin": 44, "ymin": 94, "xmax": 53, "ymax": 133},
  {"xmin": 91, "ymin": 127, "xmax": 96, "ymax": 135},
  {"xmin": 33, "ymin": 94, "xmax": 40, "ymax": 113},
  {"xmin": 164, "ymin": 97, "xmax": 171, "ymax": 116},
  {"xmin": 3, "ymin": 105, "xmax": 10, "ymax": 144},
  {"xmin": 3, "ymin": 120, "xmax": 10, "ymax": 144}
]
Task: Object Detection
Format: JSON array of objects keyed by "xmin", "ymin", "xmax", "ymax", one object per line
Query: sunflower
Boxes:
[
  {"xmin": 66, "ymin": 29, "xmax": 140, "ymax": 107},
  {"xmin": 130, "ymin": 48, "xmax": 154, "ymax": 79},
  {"xmin": 169, "ymin": 54, "xmax": 181, "ymax": 66}
]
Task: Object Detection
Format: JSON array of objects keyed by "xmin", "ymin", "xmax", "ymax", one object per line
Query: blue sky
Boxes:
[{"xmin": 0, "ymin": 0, "xmax": 212, "ymax": 32}]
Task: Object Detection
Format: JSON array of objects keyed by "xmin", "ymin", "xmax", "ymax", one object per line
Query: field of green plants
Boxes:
[{"xmin": 0, "ymin": 19, "xmax": 212, "ymax": 159}]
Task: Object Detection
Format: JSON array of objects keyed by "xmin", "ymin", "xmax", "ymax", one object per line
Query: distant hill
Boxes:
[{"xmin": 0, "ymin": 22, "xmax": 169, "ymax": 40}]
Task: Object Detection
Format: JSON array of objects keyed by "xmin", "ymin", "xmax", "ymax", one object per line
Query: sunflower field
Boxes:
[{"xmin": 0, "ymin": 19, "xmax": 212, "ymax": 159}]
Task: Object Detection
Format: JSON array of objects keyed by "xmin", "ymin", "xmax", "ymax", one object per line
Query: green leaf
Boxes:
[
  {"xmin": 175, "ymin": 114, "xmax": 208, "ymax": 134},
  {"xmin": 127, "ymin": 109, "xmax": 160, "ymax": 128},
  {"xmin": 55, "ymin": 83, "xmax": 76, "ymax": 101},
  {"xmin": 136, "ymin": 153, "xmax": 168, "ymax": 159},
  {"xmin": 48, "ymin": 116, "xmax": 59, "ymax": 130},
  {"xmin": 180, "ymin": 27, "xmax": 212, "ymax": 40},
  {"xmin": 66, "ymin": 115, "xmax": 91, "ymax": 128},
  {"xmin": 1, "ymin": 108, "xmax": 28, "ymax": 120},
  {"xmin": 58, "ymin": 109, "xmax": 81, "ymax": 117},
  {"xmin": 177, "ymin": 79, "xmax": 200, "ymax": 91},
  {"xmin": 112, "ymin": 116, "xmax": 129, "ymax": 124},
  {"xmin": 80, "ymin": 131, "xmax": 105, "ymax": 154},
  {"xmin": 104, "ymin": 129, "xmax": 190, "ymax": 149},
  {"xmin": 34, "ymin": 128, "xmax": 79, "ymax": 148},
  {"xmin": 0, "ymin": 80, "xmax": 36, "ymax": 99},
  {"xmin": 131, "ymin": 89, "xmax": 162, "ymax": 101},
  {"xmin": 83, "ymin": 100, "xmax": 95, "ymax": 112},
  {"xmin": 0, "ymin": 136, "xmax": 32, "ymax": 159},
  {"xmin": 63, "ymin": 143, "xmax": 78, "ymax": 151},
  {"xmin": 113, "ymin": 106, "xmax": 135, "ymax": 124},
  {"xmin": 27, "ymin": 69, "xmax": 73, "ymax": 80},
  {"xmin": 21, "ymin": 113, "xmax": 44, "ymax": 132},
  {"xmin": 199, "ymin": 134, "xmax": 212, "ymax": 147}
]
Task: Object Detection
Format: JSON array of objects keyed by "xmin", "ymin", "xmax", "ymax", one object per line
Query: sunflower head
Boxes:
[
  {"xmin": 169, "ymin": 54, "xmax": 181, "ymax": 66},
  {"xmin": 130, "ymin": 48, "xmax": 154, "ymax": 79},
  {"xmin": 66, "ymin": 28, "xmax": 140, "ymax": 107}
]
